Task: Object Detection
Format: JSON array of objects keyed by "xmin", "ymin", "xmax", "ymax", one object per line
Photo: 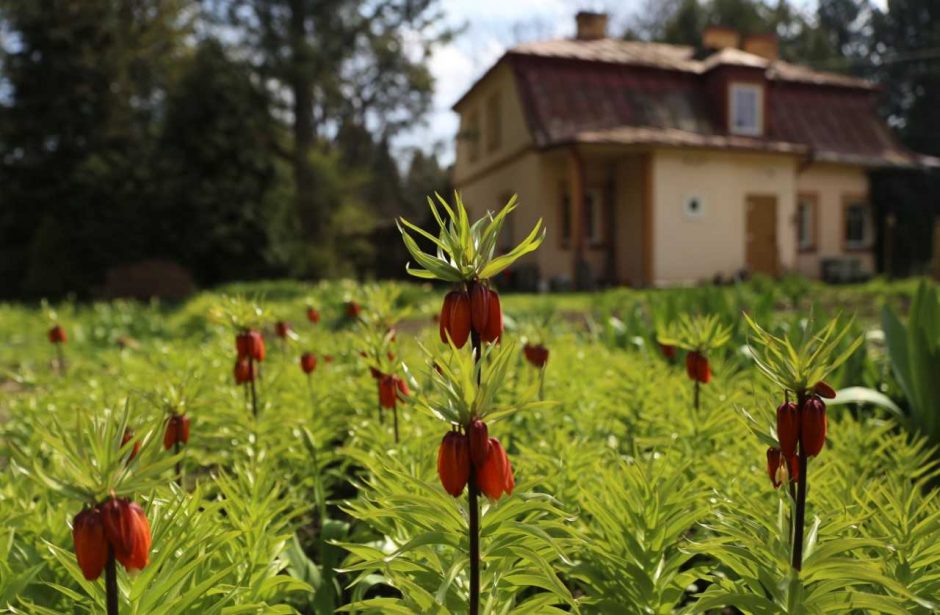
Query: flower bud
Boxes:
[
  {"xmin": 469, "ymin": 282, "xmax": 490, "ymax": 333},
  {"xmin": 345, "ymin": 301, "xmax": 361, "ymax": 319},
  {"xmin": 300, "ymin": 352, "xmax": 317, "ymax": 374},
  {"xmin": 437, "ymin": 432, "xmax": 470, "ymax": 497},
  {"xmin": 306, "ymin": 307, "xmax": 320, "ymax": 324},
  {"xmin": 813, "ymin": 381, "xmax": 836, "ymax": 399},
  {"xmin": 121, "ymin": 429, "xmax": 139, "ymax": 462},
  {"xmin": 467, "ymin": 419, "xmax": 489, "ymax": 468},
  {"xmin": 685, "ymin": 351, "xmax": 711, "ymax": 384},
  {"xmin": 378, "ymin": 375, "xmax": 398, "ymax": 409},
  {"xmin": 72, "ymin": 507, "xmax": 107, "ymax": 580},
  {"xmin": 776, "ymin": 401, "xmax": 799, "ymax": 457},
  {"xmin": 101, "ymin": 498, "xmax": 151, "ymax": 572},
  {"xmin": 480, "ymin": 289, "xmax": 503, "ymax": 343},
  {"xmin": 801, "ymin": 396, "xmax": 827, "ymax": 457},
  {"xmin": 234, "ymin": 357, "xmax": 255, "ymax": 384},
  {"xmin": 659, "ymin": 343, "xmax": 676, "ymax": 360},
  {"xmin": 236, "ymin": 330, "xmax": 265, "ymax": 362},
  {"xmin": 275, "ymin": 321, "xmax": 291, "ymax": 339},
  {"xmin": 476, "ymin": 437, "xmax": 514, "ymax": 500},
  {"xmin": 523, "ymin": 343, "xmax": 549, "ymax": 368},
  {"xmin": 163, "ymin": 414, "xmax": 191, "ymax": 450},
  {"xmin": 48, "ymin": 324, "xmax": 67, "ymax": 344}
]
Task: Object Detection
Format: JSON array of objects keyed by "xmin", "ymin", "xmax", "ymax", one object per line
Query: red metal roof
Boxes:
[{"xmin": 460, "ymin": 38, "xmax": 916, "ymax": 167}]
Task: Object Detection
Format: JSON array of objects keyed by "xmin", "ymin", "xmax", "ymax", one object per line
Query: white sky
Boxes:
[{"xmin": 395, "ymin": 0, "xmax": 883, "ymax": 166}]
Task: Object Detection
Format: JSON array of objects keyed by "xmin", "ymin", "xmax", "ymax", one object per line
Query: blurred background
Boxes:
[{"xmin": 0, "ymin": 0, "xmax": 938, "ymax": 300}]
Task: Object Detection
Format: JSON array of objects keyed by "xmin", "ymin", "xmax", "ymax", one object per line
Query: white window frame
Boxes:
[
  {"xmin": 797, "ymin": 195, "xmax": 816, "ymax": 251},
  {"xmin": 729, "ymin": 82, "xmax": 763, "ymax": 136}
]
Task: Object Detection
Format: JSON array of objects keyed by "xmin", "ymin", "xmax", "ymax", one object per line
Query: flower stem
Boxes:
[
  {"xmin": 791, "ymin": 391, "xmax": 809, "ymax": 571},
  {"xmin": 248, "ymin": 358, "xmax": 258, "ymax": 418},
  {"xmin": 105, "ymin": 548, "xmax": 118, "ymax": 615},
  {"xmin": 393, "ymin": 406, "xmax": 399, "ymax": 443},
  {"xmin": 55, "ymin": 344, "xmax": 66, "ymax": 375},
  {"xmin": 468, "ymin": 329, "xmax": 482, "ymax": 615},
  {"xmin": 174, "ymin": 439, "xmax": 182, "ymax": 487},
  {"xmin": 468, "ymin": 465, "xmax": 480, "ymax": 615},
  {"xmin": 693, "ymin": 379, "xmax": 700, "ymax": 414}
]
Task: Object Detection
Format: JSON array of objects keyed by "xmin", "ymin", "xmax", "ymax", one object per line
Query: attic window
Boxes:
[{"xmin": 729, "ymin": 83, "xmax": 763, "ymax": 136}]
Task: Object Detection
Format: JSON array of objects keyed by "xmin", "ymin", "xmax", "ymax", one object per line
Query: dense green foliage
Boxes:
[
  {"xmin": 1, "ymin": 278, "xmax": 938, "ymax": 613},
  {"xmin": 0, "ymin": 0, "xmax": 451, "ymax": 298}
]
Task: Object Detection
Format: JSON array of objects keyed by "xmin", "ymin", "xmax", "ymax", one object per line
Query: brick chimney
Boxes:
[
  {"xmin": 702, "ymin": 25, "xmax": 740, "ymax": 50},
  {"xmin": 743, "ymin": 33, "xmax": 779, "ymax": 61},
  {"xmin": 575, "ymin": 11, "xmax": 608, "ymax": 41}
]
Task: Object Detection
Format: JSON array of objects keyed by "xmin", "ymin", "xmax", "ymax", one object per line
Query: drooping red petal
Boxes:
[
  {"xmin": 448, "ymin": 292, "xmax": 472, "ymax": 348},
  {"xmin": 469, "ymin": 282, "xmax": 490, "ymax": 334},
  {"xmin": 776, "ymin": 401, "xmax": 799, "ymax": 457},
  {"xmin": 437, "ymin": 432, "xmax": 470, "ymax": 497},
  {"xmin": 480, "ymin": 290, "xmax": 502, "ymax": 343},
  {"xmin": 468, "ymin": 419, "xmax": 489, "ymax": 468},
  {"xmin": 801, "ymin": 397, "xmax": 827, "ymax": 457},
  {"xmin": 73, "ymin": 507, "xmax": 108, "ymax": 581}
]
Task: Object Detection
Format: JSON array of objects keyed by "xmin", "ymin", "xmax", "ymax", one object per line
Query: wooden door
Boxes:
[{"xmin": 746, "ymin": 195, "xmax": 779, "ymax": 276}]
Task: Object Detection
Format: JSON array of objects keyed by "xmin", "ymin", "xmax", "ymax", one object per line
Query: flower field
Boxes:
[{"xmin": 2, "ymin": 201, "xmax": 939, "ymax": 614}]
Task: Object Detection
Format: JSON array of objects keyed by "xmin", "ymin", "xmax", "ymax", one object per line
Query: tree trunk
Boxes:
[{"xmin": 289, "ymin": 0, "xmax": 321, "ymax": 244}]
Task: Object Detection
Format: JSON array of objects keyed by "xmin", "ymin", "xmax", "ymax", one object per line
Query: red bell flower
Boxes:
[
  {"xmin": 480, "ymin": 289, "xmax": 502, "ymax": 343},
  {"xmin": 48, "ymin": 324, "xmax": 67, "ymax": 344},
  {"xmin": 468, "ymin": 419, "xmax": 489, "ymax": 468},
  {"xmin": 766, "ymin": 447, "xmax": 799, "ymax": 488},
  {"xmin": 813, "ymin": 381, "xmax": 837, "ymax": 400},
  {"xmin": 236, "ymin": 330, "xmax": 266, "ymax": 362},
  {"xmin": 234, "ymin": 357, "xmax": 255, "ymax": 384},
  {"xmin": 163, "ymin": 414, "xmax": 191, "ymax": 450},
  {"xmin": 300, "ymin": 352, "xmax": 317, "ymax": 374},
  {"xmin": 101, "ymin": 498, "xmax": 151, "ymax": 572},
  {"xmin": 523, "ymin": 343, "xmax": 549, "ymax": 368},
  {"xmin": 437, "ymin": 431, "xmax": 470, "ymax": 497},
  {"xmin": 378, "ymin": 375, "xmax": 398, "ymax": 409},
  {"xmin": 121, "ymin": 429, "xmax": 140, "ymax": 462},
  {"xmin": 275, "ymin": 321, "xmax": 291, "ymax": 339},
  {"xmin": 801, "ymin": 396, "xmax": 828, "ymax": 457},
  {"xmin": 306, "ymin": 307, "xmax": 320, "ymax": 324},
  {"xmin": 776, "ymin": 401, "xmax": 799, "ymax": 457},
  {"xmin": 345, "ymin": 301, "xmax": 361, "ymax": 319},
  {"xmin": 469, "ymin": 282, "xmax": 490, "ymax": 333},
  {"xmin": 659, "ymin": 343, "xmax": 676, "ymax": 360},
  {"xmin": 685, "ymin": 351, "xmax": 711, "ymax": 384},
  {"xmin": 440, "ymin": 290, "xmax": 471, "ymax": 348},
  {"xmin": 72, "ymin": 507, "xmax": 107, "ymax": 580},
  {"xmin": 476, "ymin": 437, "xmax": 514, "ymax": 500},
  {"xmin": 369, "ymin": 366, "xmax": 383, "ymax": 379}
]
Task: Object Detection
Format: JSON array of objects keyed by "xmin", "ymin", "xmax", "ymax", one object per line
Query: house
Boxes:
[{"xmin": 451, "ymin": 12, "xmax": 929, "ymax": 288}]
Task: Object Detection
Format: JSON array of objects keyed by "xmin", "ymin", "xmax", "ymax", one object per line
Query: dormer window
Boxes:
[{"xmin": 729, "ymin": 83, "xmax": 763, "ymax": 136}]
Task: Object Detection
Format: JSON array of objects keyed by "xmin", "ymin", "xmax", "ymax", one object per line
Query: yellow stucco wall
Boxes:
[
  {"xmin": 453, "ymin": 62, "xmax": 533, "ymax": 187},
  {"xmin": 650, "ymin": 149, "xmax": 799, "ymax": 285},
  {"xmin": 794, "ymin": 163, "xmax": 874, "ymax": 278},
  {"xmin": 456, "ymin": 151, "xmax": 548, "ymax": 280}
]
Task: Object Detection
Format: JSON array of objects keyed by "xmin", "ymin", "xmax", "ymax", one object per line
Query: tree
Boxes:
[
  {"xmin": 209, "ymin": 0, "xmax": 451, "ymax": 263},
  {"xmin": 155, "ymin": 39, "xmax": 289, "ymax": 284},
  {"xmin": 0, "ymin": 0, "xmax": 192, "ymax": 298}
]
